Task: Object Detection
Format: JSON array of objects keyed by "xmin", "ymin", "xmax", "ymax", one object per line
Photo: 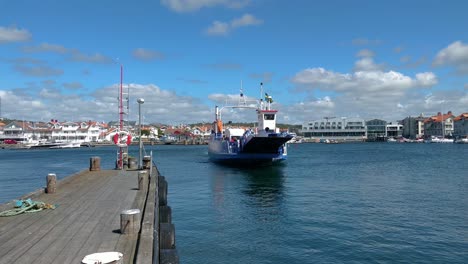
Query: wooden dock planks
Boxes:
[{"xmin": 0, "ymin": 169, "xmax": 151, "ymax": 264}]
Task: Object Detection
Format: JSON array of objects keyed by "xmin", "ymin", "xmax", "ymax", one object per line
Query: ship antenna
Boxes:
[
  {"xmin": 239, "ymin": 80, "xmax": 246, "ymax": 105},
  {"xmin": 260, "ymin": 82, "xmax": 263, "ymax": 109}
]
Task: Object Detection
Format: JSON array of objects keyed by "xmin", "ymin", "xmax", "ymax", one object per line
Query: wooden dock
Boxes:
[{"xmin": 0, "ymin": 157, "xmax": 178, "ymax": 264}]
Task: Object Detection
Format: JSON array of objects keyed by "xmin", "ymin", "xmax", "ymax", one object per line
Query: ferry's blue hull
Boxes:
[{"xmin": 208, "ymin": 135, "xmax": 291, "ymax": 166}]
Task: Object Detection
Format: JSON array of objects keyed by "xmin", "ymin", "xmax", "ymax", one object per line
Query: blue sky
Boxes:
[{"xmin": 1, "ymin": 0, "xmax": 467, "ymax": 125}]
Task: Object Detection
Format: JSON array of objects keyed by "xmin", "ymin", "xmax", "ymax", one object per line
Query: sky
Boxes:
[{"xmin": 1, "ymin": 0, "xmax": 467, "ymax": 125}]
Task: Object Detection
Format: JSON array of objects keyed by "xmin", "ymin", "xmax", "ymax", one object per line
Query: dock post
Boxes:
[
  {"xmin": 46, "ymin": 173, "xmax": 56, "ymax": 194},
  {"xmin": 138, "ymin": 171, "xmax": 148, "ymax": 191},
  {"xmin": 90, "ymin": 156, "xmax": 101, "ymax": 171},
  {"xmin": 120, "ymin": 209, "xmax": 141, "ymax": 235},
  {"xmin": 128, "ymin": 157, "xmax": 137, "ymax": 170},
  {"xmin": 142, "ymin": 155, "xmax": 151, "ymax": 170}
]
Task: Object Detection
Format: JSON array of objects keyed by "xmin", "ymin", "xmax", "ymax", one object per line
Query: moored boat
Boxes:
[
  {"xmin": 454, "ymin": 137, "xmax": 468, "ymax": 144},
  {"xmin": 208, "ymin": 85, "xmax": 293, "ymax": 166},
  {"xmin": 427, "ymin": 136, "xmax": 454, "ymax": 143},
  {"xmin": 160, "ymin": 135, "xmax": 177, "ymax": 145},
  {"xmin": 49, "ymin": 141, "xmax": 81, "ymax": 149}
]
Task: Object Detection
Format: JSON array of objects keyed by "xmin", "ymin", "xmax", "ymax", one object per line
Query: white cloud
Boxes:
[
  {"xmin": 351, "ymin": 38, "xmax": 382, "ymax": 46},
  {"xmin": 62, "ymin": 82, "xmax": 83, "ymax": 90},
  {"xmin": 433, "ymin": 41, "xmax": 468, "ymax": 74},
  {"xmin": 289, "ymin": 65, "xmax": 441, "ymax": 121},
  {"xmin": 21, "ymin": 43, "xmax": 68, "ymax": 53},
  {"xmin": 353, "ymin": 57, "xmax": 385, "ymax": 72},
  {"xmin": 132, "ymin": 48, "xmax": 165, "ymax": 61},
  {"xmin": 69, "ymin": 51, "xmax": 113, "ymax": 64},
  {"xmin": 14, "ymin": 64, "xmax": 64, "ymax": 77},
  {"xmin": 39, "ymin": 88, "xmax": 62, "ymax": 99},
  {"xmin": 292, "ymin": 68, "xmax": 436, "ymax": 93},
  {"xmin": 415, "ymin": 72, "xmax": 437, "ymax": 86},
  {"xmin": 205, "ymin": 13, "xmax": 263, "ymax": 36},
  {"xmin": 20, "ymin": 42, "xmax": 114, "ymax": 65},
  {"xmin": 161, "ymin": 0, "xmax": 250, "ymax": 13},
  {"xmin": 281, "ymin": 97, "xmax": 337, "ymax": 124},
  {"xmin": 356, "ymin": 49, "xmax": 375, "ymax": 58},
  {"xmin": 231, "ymin": 14, "xmax": 263, "ymax": 28},
  {"xmin": 205, "ymin": 21, "xmax": 230, "ymax": 36},
  {"xmin": 249, "ymin": 72, "xmax": 274, "ymax": 83},
  {"xmin": 0, "ymin": 83, "xmax": 212, "ymax": 124},
  {"xmin": 0, "ymin": 26, "xmax": 32, "ymax": 43}
]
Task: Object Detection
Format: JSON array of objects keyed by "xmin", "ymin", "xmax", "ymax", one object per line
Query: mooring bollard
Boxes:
[
  {"xmin": 128, "ymin": 157, "xmax": 137, "ymax": 170},
  {"xmin": 120, "ymin": 209, "xmax": 141, "ymax": 235},
  {"xmin": 89, "ymin": 156, "xmax": 101, "ymax": 171},
  {"xmin": 46, "ymin": 173, "xmax": 56, "ymax": 194},
  {"xmin": 142, "ymin": 156, "xmax": 151, "ymax": 170},
  {"xmin": 138, "ymin": 171, "xmax": 148, "ymax": 191}
]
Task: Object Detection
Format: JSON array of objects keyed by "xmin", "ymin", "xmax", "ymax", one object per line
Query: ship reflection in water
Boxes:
[{"xmin": 209, "ymin": 164, "xmax": 286, "ymax": 212}]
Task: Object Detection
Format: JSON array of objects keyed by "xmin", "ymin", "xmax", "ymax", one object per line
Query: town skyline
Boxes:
[{"xmin": 1, "ymin": 1, "xmax": 467, "ymax": 124}]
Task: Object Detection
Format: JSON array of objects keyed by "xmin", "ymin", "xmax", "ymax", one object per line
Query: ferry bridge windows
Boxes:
[{"xmin": 264, "ymin": 114, "xmax": 275, "ymax": 120}]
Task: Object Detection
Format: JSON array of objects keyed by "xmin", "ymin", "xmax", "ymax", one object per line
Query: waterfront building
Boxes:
[
  {"xmin": 300, "ymin": 117, "xmax": 366, "ymax": 141},
  {"xmin": 366, "ymin": 119, "xmax": 387, "ymax": 141},
  {"xmin": 453, "ymin": 113, "xmax": 468, "ymax": 137},
  {"xmin": 0, "ymin": 120, "xmax": 107, "ymax": 143},
  {"xmin": 386, "ymin": 122, "xmax": 403, "ymax": 138},
  {"xmin": 191, "ymin": 125, "xmax": 212, "ymax": 138},
  {"xmin": 0, "ymin": 121, "xmax": 33, "ymax": 142},
  {"xmin": 401, "ymin": 115, "xmax": 426, "ymax": 139},
  {"xmin": 50, "ymin": 121, "xmax": 103, "ymax": 143},
  {"xmin": 423, "ymin": 111, "xmax": 455, "ymax": 138}
]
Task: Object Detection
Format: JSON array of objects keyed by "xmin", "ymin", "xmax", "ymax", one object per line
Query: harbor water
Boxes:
[{"xmin": 0, "ymin": 143, "xmax": 467, "ymax": 263}]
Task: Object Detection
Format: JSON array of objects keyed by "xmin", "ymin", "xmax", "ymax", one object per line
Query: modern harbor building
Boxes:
[
  {"xmin": 301, "ymin": 117, "xmax": 404, "ymax": 141},
  {"xmin": 300, "ymin": 117, "xmax": 367, "ymax": 141},
  {"xmin": 386, "ymin": 122, "xmax": 403, "ymax": 138},
  {"xmin": 366, "ymin": 119, "xmax": 387, "ymax": 141}
]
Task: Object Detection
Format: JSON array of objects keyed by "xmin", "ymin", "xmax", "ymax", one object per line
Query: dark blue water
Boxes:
[{"xmin": 1, "ymin": 143, "xmax": 467, "ymax": 263}]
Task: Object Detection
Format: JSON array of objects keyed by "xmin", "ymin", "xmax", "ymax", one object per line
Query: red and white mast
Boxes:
[{"xmin": 116, "ymin": 64, "xmax": 130, "ymax": 169}]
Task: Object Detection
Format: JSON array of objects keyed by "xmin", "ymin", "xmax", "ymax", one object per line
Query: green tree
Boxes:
[{"xmin": 141, "ymin": 129, "xmax": 151, "ymax": 136}]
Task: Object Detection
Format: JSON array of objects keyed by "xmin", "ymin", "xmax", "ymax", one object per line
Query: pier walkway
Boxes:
[{"xmin": 0, "ymin": 159, "xmax": 177, "ymax": 264}]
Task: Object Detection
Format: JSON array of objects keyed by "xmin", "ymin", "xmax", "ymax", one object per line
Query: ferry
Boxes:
[{"xmin": 208, "ymin": 87, "xmax": 293, "ymax": 166}]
